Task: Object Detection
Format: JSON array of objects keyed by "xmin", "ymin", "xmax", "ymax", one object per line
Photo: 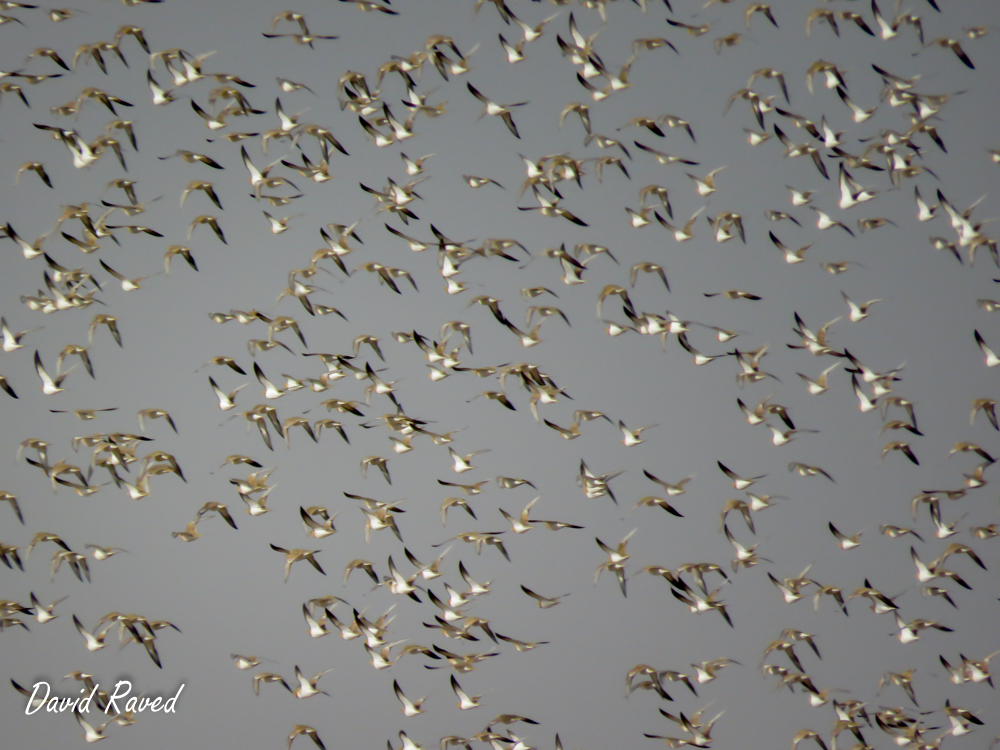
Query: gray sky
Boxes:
[{"xmin": 2, "ymin": 0, "xmax": 1000, "ymax": 748}]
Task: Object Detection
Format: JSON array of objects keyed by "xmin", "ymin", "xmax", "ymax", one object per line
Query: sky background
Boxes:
[{"xmin": 1, "ymin": 0, "xmax": 1000, "ymax": 747}]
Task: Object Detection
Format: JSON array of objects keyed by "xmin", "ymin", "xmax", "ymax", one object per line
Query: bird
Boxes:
[
  {"xmin": 449, "ymin": 447, "xmax": 490, "ymax": 473},
  {"xmin": 382, "ymin": 555, "xmax": 423, "ymax": 601},
  {"xmin": 171, "ymin": 520, "xmax": 203, "ymax": 542},
  {"xmin": 451, "ymin": 675, "xmax": 482, "ymax": 709},
  {"xmin": 0, "ymin": 318, "xmax": 41, "ymax": 353},
  {"xmin": 192, "ymin": 502, "xmax": 234, "ymax": 530},
  {"xmin": 394, "ymin": 680, "xmax": 427, "ymax": 716},
  {"xmin": 798, "ymin": 364, "xmax": 839, "ymax": 396},
  {"xmin": 744, "ymin": 3, "xmax": 778, "ymax": 28},
  {"xmin": 689, "ymin": 658, "xmax": 740, "ymax": 685},
  {"xmin": 29, "ymin": 592, "xmax": 67, "ymax": 624},
  {"xmin": 927, "ymin": 37, "xmax": 975, "ymax": 69},
  {"xmin": 361, "ymin": 456, "xmax": 391, "ymax": 484},
  {"xmin": 401, "ymin": 153, "xmax": 435, "ymax": 176},
  {"xmin": 769, "ymin": 425, "xmax": 818, "ymax": 446},
  {"xmin": 718, "ymin": 461, "xmax": 766, "ymax": 490},
  {"xmin": 288, "ymin": 726, "xmax": 325, "ymax": 750},
  {"xmin": 687, "ymin": 166, "xmax": 725, "ymax": 196},
  {"xmin": 15, "ymin": 161, "xmax": 52, "ymax": 188},
  {"xmin": 704, "ymin": 290, "xmax": 761, "ymax": 301},
  {"xmin": 828, "ymin": 523, "xmax": 862, "ymax": 550},
  {"xmin": 252, "ymin": 673, "xmax": 292, "ymax": 696},
  {"xmin": 810, "ymin": 208, "xmax": 854, "ymax": 236},
  {"xmin": 655, "ymin": 206, "xmax": 705, "ymax": 242},
  {"xmin": 594, "ymin": 529, "xmax": 636, "ymax": 593},
  {"xmin": 467, "ymin": 83, "xmax": 527, "ymax": 138},
  {"xmin": 842, "ymin": 292, "xmax": 884, "ymax": 322},
  {"xmin": 666, "ymin": 18, "xmax": 712, "ymax": 35},
  {"xmin": 300, "ymin": 507, "xmax": 337, "ymax": 538},
  {"xmin": 499, "ymin": 496, "xmax": 541, "ymax": 534},
  {"xmin": 619, "ymin": 421, "xmax": 657, "ymax": 446},
  {"xmin": 463, "ymin": 174, "xmax": 504, "ymax": 189},
  {"xmin": 970, "ymin": 398, "xmax": 999, "ymax": 430},
  {"xmin": 518, "ymin": 188, "xmax": 588, "ymax": 226},
  {"xmin": 343, "ymin": 559, "xmax": 379, "ymax": 587},
  {"xmin": 975, "ymin": 330, "xmax": 1000, "ymax": 367},
  {"xmin": 881, "ymin": 441, "xmax": 919, "ymax": 466},
  {"xmin": 209, "ymin": 377, "xmax": 246, "ymax": 411},
  {"xmin": 137, "ymin": 408, "xmax": 177, "ymax": 434},
  {"xmin": 521, "ymin": 584, "xmax": 569, "ymax": 608},
  {"xmin": 895, "ymin": 614, "xmax": 953, "ymax": 644},
  {"xmin": 85, "ymin": 545, "xmax": 128, "ymax": 561},
  {"xmin": 34, "ymin": 351, "xmax": 71, "ymax": 395},
  {"xmin": 769, "ymin": 232, "xmax": 811, "ymax": 264},
  {"xmin": 187, "ymin": 214, "xmax": 228, "ymax": 246},
  {"xmin": 269, "ymin": 545, "xmax": 325, "ymax": 582},
  {"xmin": 788, "ymin": 462, "xmax": 835, "ymax": 481},
  {"xmin": 73, "ymin": 615, "xmax": 109, "ymax": 652},
  {"xmin": 292, "ymin": 666, "xmax": 333, "ymax": 699},
  {"xmin": 76, "ymin": 708, "xmax": 117, "ymax": 743}
]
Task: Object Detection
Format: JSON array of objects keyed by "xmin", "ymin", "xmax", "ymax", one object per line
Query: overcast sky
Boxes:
[{"xmin": 2, "ymin": 0, "xmax": 1000, "ymax": 748}]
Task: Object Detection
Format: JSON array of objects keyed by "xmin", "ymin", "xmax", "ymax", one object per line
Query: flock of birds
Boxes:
[{"xmin": 0, "ymin": 0, "xmax": 998, "ymax": 747}]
